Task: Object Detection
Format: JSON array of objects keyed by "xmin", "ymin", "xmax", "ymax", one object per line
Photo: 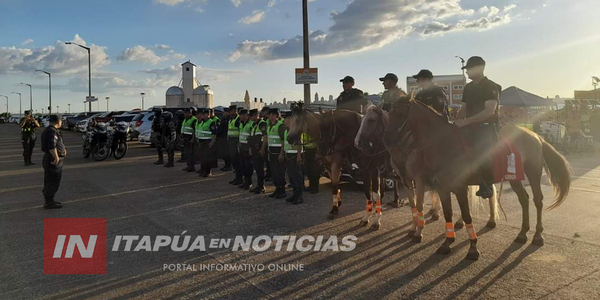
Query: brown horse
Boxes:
[
  {"xmin": 384, "ymin": 98, "xmax": 571, "ymax": 260},
  {"xmin": 287, "ymin": 107, "xmax": 387, "ymax": 227}
]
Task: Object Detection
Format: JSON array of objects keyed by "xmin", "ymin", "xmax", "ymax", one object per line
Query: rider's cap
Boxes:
[
  {"xmin": 379, "ymin": 73, "xmax": 399, "ymax": 83},
  {"xmin": 412, "ymin": 69, "xmax": 434, "ymax": 79},
  {"xmin": 462, "ymin": 56, "xmax": 486, "ymax": 70},
  {"xmin": 340, "ymin": 76, "xmax": 355, "ymax": 84}
]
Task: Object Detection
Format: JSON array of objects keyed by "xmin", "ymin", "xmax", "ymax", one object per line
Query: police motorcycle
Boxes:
[
  {"xmin": 111, "ymin": 121, "xmax": 129, "ymax": 160},
  {"xmin": 82, "ymin": 122, "xmax": 111, "ymax": 161}
]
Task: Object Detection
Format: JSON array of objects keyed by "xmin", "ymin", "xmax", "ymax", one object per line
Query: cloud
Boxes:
[
  {"xmin": 154, "ymin": 0, "xmax": 185, "ymax": 6},
  {"xmin": 231, "ymin": 0, "xmax": 249, "ymax": 8},
  {"xmin": 117, "ymin": 45, "xmax": 185, "ymax": 64},
  {"xmin": 22, "ymin": 39, "xmax": 34, "ymax": 46},
  {"xmin": 154, "ymin": 44, "xmax": 171, "ymax": 50},
  {"xmin": 267, "ymin": 0, "xmax": 276, "ymax": 8},
  {"xmin": 229, "ymin": 0, "xmax": 517, "ymax": 61},
  {"xmin": 239, "ymin": 10, "xmax": 265, "ymax": 24},
  {"xmin": 0, "ymin": 34, "xmax": 110, "ymax": 75}
]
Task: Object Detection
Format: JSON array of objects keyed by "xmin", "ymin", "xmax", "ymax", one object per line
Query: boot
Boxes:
[
  {"xmin": 253, "ymin": 186, "xmax": 266, "ymax": 194},
  {"xmin": 239, "ymin": 178, "xmax": 251, "ymax": 190},
  {"xmin": 268, "ymin": 187, "xmax": 279, "ymax": 198},
  {"xmin": 24, "ymin": 157, "xmax": 30, "ymax": 166},
  {"xmin": 291, "ymin": 192, "xmax": 304, "ymax": 205},
  {"xmin": 164, "ymin": 152, "xmax": 174, "ymax": 168},
  {"xmin": 232, "ymin": 176, "xmax": 243, "ymax": 186},
  {"xmin": 275, "ymin": 187, "xmax": 287, "ymax": 199},
  {"xmin": 28, "ymin": 156, "xmax": 35, "ymax": 165},
  {"xmin": 249, "ymin": 186, "xmax": 259, "ymax": 193},
  {"xmin": 154, "ymin": 151, "xmax": 164, "ymax": 165},
  {"xmin": 285, "ymin": 193, "xmax": 295, "ymax": 203}
]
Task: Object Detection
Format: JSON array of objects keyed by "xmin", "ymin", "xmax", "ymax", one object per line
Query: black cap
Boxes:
[
  {"xmin": 412, "ymin": 69, "xmax": 434, "ymax": 79},
  {"xmin": 186, "ymin": 107, "xmax": 197, "ymax": 114},
  {"xmin": 282, "ymin": 110, "xmax": 293, "ymax": 118},
  {"xmin": 268, "ymin": 108, "xmax": 280, "ymax": 115},
  {"xmin": 239, "ymin": 109, "xmax": 248, "ymax": 115},
  {"xmin": 175, "ymin": 110, "xmax": 183, "ymax": 115},
  {"xmin": 207, "ymin": 108, "xmax": 214, "ymax": 114},
  {"xmin": 48, "ymin": 114, "xmax": 60, "ymax": 123},
  {"xmin": 25, "ymin": 110, "xmax": 32, "ymax": 115},
  {"xmin": 223, "ymin": 107, "xmax": 230, "ymax": 112},
  {"xmin": 249, "ymin": 109, "xmax": 258, "ymax": 116},
  {"xmin": 340, "ymin": 76, "xmax": 355, "ymax": 83},
  {"xmin": 379, "ymin": 73, "xmax": 399, "ymax": 83},
  {"xmin": 229, "ymin": 105, "xmax": 237, "ymax": 110},
  {"xmin": 463, "ymin": 56, "xmax": 486, "ymax": 70},
  {"xmin": 261, "ymin": 106, "xmax": 270, "ymax": 113}
]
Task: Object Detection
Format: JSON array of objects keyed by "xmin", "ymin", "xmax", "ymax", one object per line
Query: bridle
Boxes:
[{"xmin": 359, "ymin": 107, "xmax": 389, "ymax": 158}]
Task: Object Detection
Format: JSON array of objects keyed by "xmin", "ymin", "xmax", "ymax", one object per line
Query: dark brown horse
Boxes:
[
  {"xmin": 287, "ymin": 107, "xmax": 387, "ymax": 228},
  {"xmin": 384, "ymin": 98, "xmax": 571, "ymax": 260}
]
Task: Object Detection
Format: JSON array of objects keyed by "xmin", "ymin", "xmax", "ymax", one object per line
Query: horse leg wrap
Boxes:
[
  {"xmin": 332, "ymin": 192, "xmax": 340, "ymax": 207},
  {"xmin": 366, "ymin": 200, "xmax": 373, "ymax": 212},
  {"xmin": 412, "ymin": 207, "xmax": 418, "ymax": 223},
  {"xmin": 466, "ymin": 223, "xmax": 477, "ymax": 240},
  {"xmin": 417, "ymin": 212, "xmax": 425, "ymax": 229},
  {"xmin": 446, "ymin": 222, "xmax": 456, "ymax": 239}
]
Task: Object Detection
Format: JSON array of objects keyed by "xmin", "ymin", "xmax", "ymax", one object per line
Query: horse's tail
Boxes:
[{"xmin": 541, "ymin": 138, "xmax": 571, "ymax": 210}]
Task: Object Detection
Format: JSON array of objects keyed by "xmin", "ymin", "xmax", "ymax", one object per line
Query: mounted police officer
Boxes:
[
  {"xmin": 41, "ymin": 115, "xmax": 66, "ymax": 209},
  {"xmin": 151, "ymin": 107, "xmax": 164, "ymax": 165},
  {"xmin": 336, "ymin": 76, "xmax": 368, "ymax": 114},
  {"xmin": 249, "ymin": 108, "xmax": 267, "ymax": 194},
  {"xmin": 454, "ymin": 56, "xmax": 502, "ymax": 199},
  {"xmin": 413, "ymin": 69, "xmax": 449, "ymax": 120},
  {"xmin": 181, "ymin": 107, "xmax": 198, "ymax": 172},
  {"xmin": 20, "ymin": 110, "xmax": 40, "ymax": 166},
  {"xmin": 195, "ymin": 108, "xmax": 217, "ymax": 177},
  {"xmin": 379, "ymin": 73, "xmax": 406, "ymax": 112},
  {"xmin": 227, "ymin": 105, "xmax": 243, "ymax": 185},
  {"xmin": 238, "ymin": 109, "xmax": 254, "ymax": 189},
  {"xmin": 267, "ymin": 108, "xmax": 287, "ymax": 199},
  {"xmin": 161, "ymin": 111, "xmax": 177, "ymax": 168}
]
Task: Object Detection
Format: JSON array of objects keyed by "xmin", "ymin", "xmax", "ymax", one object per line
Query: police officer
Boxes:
[
  {"xmin": 454, "ymin": 56, "xmax": 502, "ymax": 199},
  {"xmin": 161, "ymin": 111, "xmax": 177, "ymax": 168},
  {"xmin": 20, "ymin": 110, "xmax": 40, "ymax": 166},
  {"xmin": 413, "ymin": 69, "xmax": 450, "ymax": 120},
  {"xmin": 238, "ymin": 109, "xmax": 254, "ymax": 189},
  {"xmin": 227, "ymin": 105, "xmax": 243, "ymax": 185},
  {"xmin": 260, "ymin": 106, "xmax": 272, "ymax": 182},
  {"xmin": 41, "ymin": 115, "xmax": 66, "ymax": 209},
  {"xmin": 379, "ymin": 73, "xmax": 406, "ymax": 111},
  {"xmin": 195, "ymin": 108, "xmax": 217, "ymax": 177},
  {"xmin": 181, "ymin": 107, "xmax": 198, "ymax": 172},
  {"xmin": 336, "ymin": 76, "xmax": 368, "ymax": 113},
  {"xmin": 267, "ymin": 108, "xmax": 287, "ymax": 199},
  {"xmin": 283, "ymin": 111, "xmax": 304, "ymax": 204},
  {"xmin": 249, "ymin": 109, "xmax": 267, "ymax": 194},
  {"xmin": 208, "ymin": 108, "xmax": 220, "ymax": 169},
  {"xmin": 301, "ymin": 129, "xmax": 320, "ymax": 194},
  {"xmin": 217, "ymin": 108, "xmax": 232, "ymax": 171},
  {"xmin": 152, "ymin": 107, "xmax": 164, "ymax": 165},
  {"xmin": 175, "ymin": 110, "xmax": 186, "ymax": 163}
]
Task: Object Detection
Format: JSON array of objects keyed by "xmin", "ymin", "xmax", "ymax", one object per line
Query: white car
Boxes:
[
  {"xmin": 76, "ymin": 112, "xmax": 105, "ymax": 132},
  {"xmin": 132, "ymin": 111, "xmax": 154, "ymax": 139},
  {"xmin": 138, "ymin": 129, "xmax": 152, "ymax": 145}
]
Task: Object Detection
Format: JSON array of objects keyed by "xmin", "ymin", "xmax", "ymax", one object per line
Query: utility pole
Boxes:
[
  {"xmin": 140, "ymin": 93, "xmax": 145, "ymax": 110},
  {"xmin": 11, "ymin": 92, "xmax": 22, "ymax": 117},
  {"xmin": 106, "ymin": 97, "xmax": 110, "ymax": 111},
  {"xmin": 302, "ymin": 0, "xmax": 311, "ymax": 109},
  {"xmin": 65, "ymin": 42, "xmax": 92, "ymax": 112},
  {"xmin": 20, "ymin": 83, "xmax": 33, "ymax": 111},
  {"xmin": 0, "ymin": 95, "xmax": 7, "ymax": 118},
  {"xmin": 35, "ymin": 70, "xmax": 51, "ymax": 116},
  {"xmin": 68, "ymin": 103, "xmax": 71, "ymax": 114}
]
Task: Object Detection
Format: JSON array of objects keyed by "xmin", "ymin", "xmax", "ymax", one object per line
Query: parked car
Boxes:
[
  {"xmin": 65, "ymin": 112, "xmax": 103, "ymax": 130},
  {"xmin": 9, "ymin": 116, "xmax": 21, "ymax": 124},
  {"xmin": 111, "ymin": 113, "xmax": 141, "ymax": 140},
  {"xmin": 131, "ymin": 111, "xmax": 154, "ymax": 139},
  {"xmin": 94, "ymin": 111, "xmax": 126, "ymax": 124},
  {"xmin": 60, "ymin": 114, "xmax": 74, "ymax": 129},
  {"xmin": 138, "ymin": 128, "xmax": 152, "ymax": 145},
  {"xmin": 0, "ymin": 117, "xmax": 5, "ymax": 124},
  {"xmin": 76, "ymin": 113, "xmax": 105, "ymax": 132}
]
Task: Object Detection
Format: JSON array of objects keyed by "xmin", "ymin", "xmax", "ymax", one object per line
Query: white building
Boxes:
[
  {"xmin": 166, "ymin": 61, "xmax": 214, "ymax": 108},
  {"xmin": 230, "ymin": 98, "xmax": 266, "ymax": 110}
]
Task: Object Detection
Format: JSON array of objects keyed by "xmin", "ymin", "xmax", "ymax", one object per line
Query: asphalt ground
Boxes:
[{"xmin": 1, "ymin": 124, "xmax": 599, "ymax": 299}]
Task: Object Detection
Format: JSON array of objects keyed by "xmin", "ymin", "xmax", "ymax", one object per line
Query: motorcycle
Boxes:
[
  {"xmin": 82, "ymin": 122, "xmax": 111, "ymax": 161},
  {"xmin": 111, "ymin": 121, "xmax": 129, "ymax": 160}
]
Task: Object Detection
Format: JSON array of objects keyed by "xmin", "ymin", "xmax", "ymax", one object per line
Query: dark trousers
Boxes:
[
  {"xmin": 218, "ymin": 137, "xmax": 231, "ymax": 167},
  {"xmin": 303, "ymin": 149, "xmax": 321, "ymax": 190},
  {"xmin": 22, "ymin": 135, "xmax": 36, "ymax": 163},
  {"xmin": 43, "ymin": 153, "xmax": 63, "ymax": 203},
  {"xmin": 198, "ymin": 140, "xmax": 214, "ymax": 175},
  {"xmin": 228, "ymin": 139, "xmax": 241, "ymax": 177},
  {"xmin": 464, "ymin": 124, "xmax": 498, "ymax": 183},
  {"xmin": 286, "ymin": 154, "xmax": 303, "ymax": 194},
  {"xmin": 183, "ymin": 139, "xmax": 196, "ymax": 170},
  {"xmin": 251, "ymin": 146, "xmax": 265, "ymax": 187},
  {"xmin": 239, "ymin": 145, "xmax": 253, "ymax": 180},
  {"xmin": 269, "ymin": 150, "xmax": 286, "ymax": 190}
]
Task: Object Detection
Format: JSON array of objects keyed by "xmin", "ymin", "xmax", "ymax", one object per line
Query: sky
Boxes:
[{"xmin": 1, "ymin": 0, "xmax": 599, "ymax": 114}]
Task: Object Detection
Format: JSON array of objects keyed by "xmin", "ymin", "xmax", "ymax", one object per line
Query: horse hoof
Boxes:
[
  {"xmin": 412, "ymin": 235, "xmax": 423, "ymax": 243},
  {"xmin": 532, "ymin": 236, "xmax": 545, "ymax": 246},
  {"xmin": 407, "ymin": 230, "xmax": 416, "ymax": 237},
  {"xmin": 337, "ymin": 201, "xmax": 342, "ymax": 208},
  {"xmin": 454, "ymin": 222, "xmax": 464, "ymax": 230},
  {"xmin": 436, "ymin": 245, "xmax": 451, "ymax": 255},
  {"xmin": 372, "ymin": 223, "xmax": 382, "ymax": 231},
  {"xmin": 359, "ymin": 220, "xmax": 370, "ymax": 227},
  {"xmin": 466, "ymin": 249, "xmax": 480, "ymax": 261},
  {"xmin": 431, "ymin": 214, "xmax": 440, "ymax": 221},
  {"xmin": 486, "ymin": 221, "xmax": 497, "ymax": 229},
  {"xmin": 514, "ymin": 236, "xmax": 527, "ymax": 244}
]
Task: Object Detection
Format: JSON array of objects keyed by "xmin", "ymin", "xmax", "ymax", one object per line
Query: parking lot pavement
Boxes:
[{"xmin": 1, "ymin": 124, "xmax": 599, "ymax": 299}]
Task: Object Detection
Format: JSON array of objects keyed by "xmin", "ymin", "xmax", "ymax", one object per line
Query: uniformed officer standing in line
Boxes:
[
  {"xmin": 267, "ymin": 108, "xmax": 287, "ymax": 199},
  {"xmin": 413, "ymin": 69, "xmax": 450, "ymax": 120},
  {"xmin": 227, "ymin": 105, "xmax": 243, "ymax": 185},
  {"xmin": 301, "ymin": 127, "xmax": 320, "ymax": 194},
  {"xmin": 336, "ymin": 76, "xmax": 368, "ymax": 114},
  {"xmin": 152, "ymin": 108, "xmax": 164, "ymax": 165},
  {"xmin": 217, "ymin": 108, "xmax": 232, "ymax": 171},
  {"xmin": 175, "ymin": 110, "xmax": 186, "ymax": 163},
  {"xmin": 194, "ymin": 109, "xmax": 204, "ymax": 164},
  {"xmin": 161, "ymin": 111, "xmax": 177, "ymax": 168},
  {"xmin": 181, "ymin": 107, "xmax": 198, "ymax": 172},
  {"xmin": 379, "ymin": 73, "xmax": 407, "ymax": 112},
  {"xmin": 20, "ymin": 110, "xmax": 40, "ymax": 166},
  {"xmin": 41, "ymin": 115, "xmax": 66, "ymax": 209},
  {"xmin": 453, "ymin": 56, "xmax": 502, "ymax": 198},
  {"xmin": 237, "ymin": 109, "xmax": 254, "ymax": 189},
  {"xmin": 260, "ymin": 106, "xmax": 272, "ymax": 182},
  {"xmin": 283, "ymin": 111, "xmax": 304, "ymax": 204},
  {"xmin": 195, "ymin": 108, "xmax": 217, "ymax": 177},
  {"xmin": 249, "ymin": 109, "xmax": 267, "ymax": 194},
  {"xmin": 208, "ymin": 108, "xmax": 220, "ymax": 170}
]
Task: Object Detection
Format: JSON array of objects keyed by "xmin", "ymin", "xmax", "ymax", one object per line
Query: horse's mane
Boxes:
[{"xmin": 411, "ymin": 98, "xmax": 445, "ymax": 120}]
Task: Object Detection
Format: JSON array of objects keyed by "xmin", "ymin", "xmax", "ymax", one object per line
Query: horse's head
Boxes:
[
  {"xmin": 355, "ymin": 104, "xmax": 386, "ymax": 151},
  {"xmin": 287, "ymin": 106, "xmax": 308, "ymax": 144},
  {"xmin": 383, "ymin": 96, "xmax": 411, "ymax": 148}
]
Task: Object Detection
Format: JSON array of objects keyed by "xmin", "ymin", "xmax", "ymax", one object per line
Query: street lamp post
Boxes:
[
  {"xmin": 140, "ymin": 93, "xmax": 145, "ymax": 110},
  {"xmin": 20, "ymin": 83, "xmax": 33, "ymax": 111},
  {"xmin": 35, "ymin": 70, "xmax": 51, "ymax": 116},
  {"xmin": 0, "ymin": 95, "xmax": 7, "ymax": 118},
  {"xmin": 65, "ymin": 42, "xmax": 92, "ymax": 112},
  {"xmin": 57, "ymin": 105, "xmax": 59, "ymax": 113},
  {"xmin": 11, "ymin": 92, "xmax": 22, "ymax": 117},
  {"xmin": 302, "ymin": 0, "xmax": 311, "ymax": 109},
  {"xmin": 106, "ymin": 97, "xmax": 110, "ymax": 111},
  {"xmin": 68, "ymin": 104, "xmax": 71, "ymax": 114}
]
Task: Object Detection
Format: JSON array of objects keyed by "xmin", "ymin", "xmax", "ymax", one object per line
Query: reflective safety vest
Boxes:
[
  {"xmin": 227, "ymin": 115, "xmax": 240, "ymax": 138},
  {"xmin": 181, "ymin": 117, "xmax": 197, "ymax": 137},
  {"xmin": 301, "ymin": 132, "xmax": 317, "ymax": 149},
  {"xmin": 267, "ymin": 120, "xmax": 283, "ymax": 148},
  {"xmin": 239, "ymin": 120, "xmax": 254, "ymax": 144},
  {"xmin": 251, "ymin": 120, "xmax": 266, "ymax": 137},
  {"xmin": 284, "ymin": 130, "xmax": 302, "ymax": 154},
  {"xmin": 195, "ymin": 118, "xmax": 214, "ymax": 140}
]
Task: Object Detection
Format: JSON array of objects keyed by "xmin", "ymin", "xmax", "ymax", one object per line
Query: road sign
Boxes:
[
  {"xmin": 295, "ymin": 68, "xmax": 318, "ymax": 85},
  {"xmin": 85, "ymin": 96, "xmax": 98, "ymax": 103}
]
